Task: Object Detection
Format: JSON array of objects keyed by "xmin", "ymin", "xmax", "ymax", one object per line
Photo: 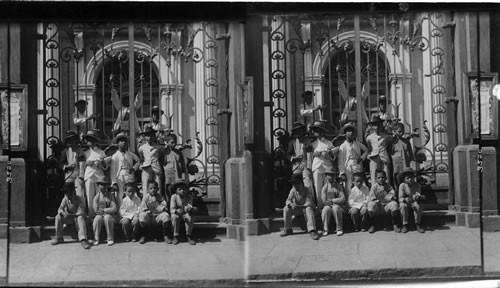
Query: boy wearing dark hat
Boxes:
[
  {"xmin": 73, "ymin": 99, "xmax": 99, "ymax": 137},
  {"xmin": 163, "ymin": 133, "xmax": 186, "ymax": 198},
  {"xmin": 398, "ymin": 168, "xmax": 425, "ymax": 233},
  {"xmin": 59, "ymin": 131, "xmax": 82, "ymax": 184},
  {"xmin": 150, "ymin": 105, "xmax": 170, "ymax": 134},
  {"xmin": 81, "ymin": 129, "xmax": 107, "ymax": 218},
  {"xmin": 170, "ymin": 180, "xmax": 197, "ymax": 245},
  {"xmin": 298, "ymin": 91, "xmax": 324, "ymax": 126},
  {"xmin": 110, "ymin": 132, "xmax": 140, "ymax": 206},
  {"xmin": 320, "ymin": 168, "xmax": 345, "ymax": 236},
  {"xmin": 92, "ymin": 175, "xmax": 117, "ymax": 246},
  {"xmin": 52, "ymin": 182, "xmax": 91, "ymax": 249},
  {"xmin": 376, "ymin": 95, "xmax": 394, "ymax": 124},
  {"xmin": 280, "ymin": 173, "xmax": 319, "ymax": 240},
  {"xmin": 286, "ymin": 122, "xmax": 310, "ymax": 174},
  {"xmin": 391, "ymin": 122, "xmax": 415, "ymax": 188}
]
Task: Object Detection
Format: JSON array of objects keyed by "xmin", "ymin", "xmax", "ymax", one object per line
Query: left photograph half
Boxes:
[{"xmin": 0, "ymin": 20, "xmax": 248, "ymax": 285}]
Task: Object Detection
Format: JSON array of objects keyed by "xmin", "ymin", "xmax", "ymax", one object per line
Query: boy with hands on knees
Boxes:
[
  {"xmin": 348, "ymin": 172, "xmax": 370, "ymax": 232},
  {"xmin": 92, "ymin": 176, "xmax": 117, "ymax": 246},
  {"xmin": 138, "ymin": 180, "xmax": 172, "ymax": 244},
  {"xmin": 170, "ymin": 180, "xmax": 198, "ymax": 245},
  {"xmin": 320, "ymin": 168, "xmax": 346, "ymax": 237},
  {"xmin": 52, "ymin": 181, "xmax": 91, "ymax": 249},
  {"xmin": 398, "ymin": 168, "xmax": 426, "ymax": 233},
  {"xmin": 367, "ymin": 170, "xmax": 400, "ymax": 233},
  {"xmin": 119, "ymin": 182, "xmax": 142, "ymax": 242},
  {"xmin": 280, "ymin": 173, "xmax": 319, "ymax": 240}
]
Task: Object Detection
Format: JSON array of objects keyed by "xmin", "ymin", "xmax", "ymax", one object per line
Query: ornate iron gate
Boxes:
[
  {"xmin": 40, "ymin": 22, "xmax": 227, "ymax": 220},
  {"xmin": 264, "ymin": 11, "xmax": 451, "ymax": 205}
]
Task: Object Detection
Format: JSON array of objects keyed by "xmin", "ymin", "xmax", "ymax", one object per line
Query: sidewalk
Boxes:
[
  {"xmin": 248, "ymin": 225, "xmax": 500, "ymax": 281},
  {"xmin": 6, "ymin": 236, "xmax": 244, "ymax": 286}
]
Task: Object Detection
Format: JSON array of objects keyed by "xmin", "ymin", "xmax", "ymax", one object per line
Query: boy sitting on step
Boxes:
[
  {"xmin": 398, "ymin": 168, "xmax": 426, "ymax": 233},
  {"xmin": 170, "ymin": 180, "xmax": 198, "ymax": 245},
  {"xmin": 92, "ymin": 176, "xmax": 118, "ymax": 246},
  {"xmin": 280, "ymin": 173, "xmax": 319, "ymax": 240},
  {"xmin": 119, "ymin": 182, "xmax": 142, "ymax": 242},
  {"xmin": 138, "ymin": 180, "xmax": 172, "ymax": 244},
  {"xmin": 52, "ymin": 182, "xmax": 91, "ymax": 249},
  {"xmin": 367, "ymin": 170, "xmax": 400, "ymax": 233}
]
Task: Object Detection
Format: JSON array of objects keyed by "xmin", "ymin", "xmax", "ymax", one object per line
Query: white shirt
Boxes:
[
  {"xmin": 348, "ymin": 184, "xmax": 370, "ymax": 209},
  {"xmin": 120, "ymin": 194, "xmax": 141, "ymax": 220},
  {"xmin": 73, "ymin": 112, "xmax": 93, "ymax": 136},
  {"xmin": 138, "ymin": 142, "xmax": 162, "ymax": 174},
  {"xmin": 110, "ymin": 150, "xmax": 140, "ymax": 184},
  {"xmin": 298, "ymin": 102, "xmax": 318, "ymax": 125},
  {"xmin": 311, "ymin": 138, "xmax": 334, "ymax": 172},
  {"xmin": 338, "ymin": 140, "xmax": 365, "ymax": 174},
  {"xmin": 83, "ymin": 147, "xmax": 106, "ymax": 180}
]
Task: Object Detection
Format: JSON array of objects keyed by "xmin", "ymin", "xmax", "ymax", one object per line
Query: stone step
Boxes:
[
  {"xmin": 39, "ymin": 218, "xmax": 227, "ymax": 242},
  {"xmin": 267, "ymin": 208, "xmax": 456, "ymax": 233}
]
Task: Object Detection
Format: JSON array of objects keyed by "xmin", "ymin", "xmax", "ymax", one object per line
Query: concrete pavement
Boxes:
[
  {"xmin": 0, "ymin": 239, "xmax": 5, "ymax": 284},
  {"xmin": 248, "ymin": 226, "xmax": 500, "ymax": 281},
  {"xmin": 6, "ymin": 236, "xmax": 244, "ymax": 286},
  {"xmin": 1, "ymin": 226, "xmax": 500, "ymax": 285}
]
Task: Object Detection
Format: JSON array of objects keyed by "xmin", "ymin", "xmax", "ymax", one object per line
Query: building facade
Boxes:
[{"xmin": 0, "ymin": 4, "xmax": 499, "ymax": 239}]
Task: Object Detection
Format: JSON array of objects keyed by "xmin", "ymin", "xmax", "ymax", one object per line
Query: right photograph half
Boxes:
[{"xmin": 243, "ymin": 6, "xmax": 500, "ymax": 283}]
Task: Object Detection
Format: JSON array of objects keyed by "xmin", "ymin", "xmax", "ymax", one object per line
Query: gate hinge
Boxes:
[
  {"xmin": 36, "ymin": 33, "xmax": 47, "ymax": 40},
  {"xmin": 217, "ymin": 108, "xmax": 232, "ymax": 116},
  {"xmin": 442, "ymin": 22, "xmax": 456, "ymax": 29},
  {"xmin": 263, "ymin": 101, "xmax": 274, "ymax": 107},
  {"xmin": 215, "ymin": 33, "xmax": 231, "ymax": 40},
  {"xmin": 37, "ymin": 109, "xmax": 48, "ymax": 115}
]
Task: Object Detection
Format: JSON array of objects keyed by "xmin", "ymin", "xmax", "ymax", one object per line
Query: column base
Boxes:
[
  {"xmin": 226, "ymin": 224, "xmax": 245, "ymax": 241},
  {"xmin": 7, "ymin": 226, "xmax": 42, "ymax": 243},
  {"xmin": 455, "ymin": 212, "xmax": 480, "ymax": 228},
  {"xmin": 483, "ymin": 215, "xmax": 500, "ymax": 232}
]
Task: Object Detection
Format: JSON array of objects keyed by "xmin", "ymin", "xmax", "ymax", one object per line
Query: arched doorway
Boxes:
[
  {"xmin": 93, "ymin": 50, "xmax": 161, "ymax": 140},
  {"xmin": 321, "ymin": 42, "xmax": 390, "ymax": 133}
]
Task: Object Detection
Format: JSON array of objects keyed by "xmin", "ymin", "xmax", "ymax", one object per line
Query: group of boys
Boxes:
[
  {"xmin": 53, "ymin": 118, "xmax": 196, "ymax": 250},
  {"xmin": 282, "ymin": 111, "xmax": 425, "ymax": 240}
]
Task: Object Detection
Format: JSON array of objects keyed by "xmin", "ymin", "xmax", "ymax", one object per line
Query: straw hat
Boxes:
[
  {"xmin": 398, "ymin": 167, "xmax": 416, "ymax": 182},
  {"xmin": 82, "ymin": 129, "xmax": 101, "ymax": 142},
  {"xmin": 340, "ymin": 122, "xmax": 356, "ymax": 134},
  {"xmin": 112, "ymin": 132, "xmax": 129, "ymax": 144}
]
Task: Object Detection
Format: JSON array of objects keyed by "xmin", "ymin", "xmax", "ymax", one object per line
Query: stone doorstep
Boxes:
[
  {"xmin": 482, "ymin": 215, "xmax": 500, "ymax": 232},
  {"xmin": 265, "ymin": 210, "xmax": 457, "ymax": 233},
  {"xmin": 8, "ymin": 222, "xmax": 228, "ymax": 243}
]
